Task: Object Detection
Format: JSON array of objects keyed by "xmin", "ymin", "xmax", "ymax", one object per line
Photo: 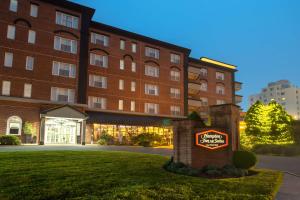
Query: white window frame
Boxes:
[
  {"xmin": 52, "ymin": 61, "xmax": 76, "ymax": 78},
  {"xmin": 130, "ymin": 101, "xmax": 135, "ymax": 112},
  {"xmin": 216, "ymin": 72, "xmax": 225, "ymax": 80},
  {"xmin": 4, "ymin": 52, "xmax": 13, "ymax": 68},
  {"xmin": 88, "ymin": 96, "xmax": 107, "ymax": 109},
  {"xmin": 24, "ymin": 83, "xmax": 32, "ymax": 98},
  {"xmin": 7, "ymin": 25, "xmax": 15, "ymax": 40},
  {"xmin": 216, "ymin": 85, "xmax": 225, "ymax": 95},
  {"xmin": 131, "ymin": 62, "xmax": 136, "ymax": 72},
  {"xmin": 54, "ymin": 36, "xmax": 77, "ymax": 54},
  {"xmin": 200, "ymin": 68, "xmax": 208, "ymax": 76},
  {"xmin": 145, "ymin": 84, "xmax": 159, "ymax": 96},
  {"xmin": 131, "ymin": 81, "xmax": 136, "ymax": 92},
  {"xmin": 120, "ymin": 59, "xmax": 125, "ymax": 70},
  {"xmin": 145, "ymin": 47, "xmax": 159, "ymax": 59},
  {"xmin": 9, "ymin": 0, "xmax": 18, "ymax": 12},
  {"xmin": 170, "ymin": 88, "xmax": 180, "ymax": 99},
  {"xmin": 132, "ymin": 43, "xmax": 137, "ymax": 53},
  {"xmin": 145, "ymin": 65, "xmax": 159, "ymax": 78},
  {"xmin": 170, "ymin": 70, "xmax": 180, "ymax": 81},
  {"xmin": 56, "ymin": 11, "xmax": 79, "ymax": 29},
  {"xmin": 91, "ymin": 32, "xmax": 109, "ymax": 46},
  {"xmin": 50, "ymin": 87, "xmax": 75, "ymax": 103},
  {"xmin": 30, "ymin": 4, "xmax": 38, "ymax": 17},
  {"xmin": 119, "ymin": 79, "xmax": 124, "ymax": 90},
  {"xmin": 145, "ymin": 103, "xmax": 159, "ymax": 114},
  {"xmin": 200, "ymin": 81, "xmax": 208, "ymax": 91},
  {"xmin": 26, "ymin": 56, "xmax": 34, "ymax": 71},
  {"xmin": 6, "ymin": 116, "xmax": 22, "ymax": 135},
  {"xmin": 89, "ymin": 75, "xmax": 107, "ymax": 89},
  {"xmin": 120, "ymin": 40, "xmax": 125, "ymax": 50},
  {"xmin": 170, "ymin": 106, "xmax": 181, "ymax": 116},
  {"xmin": 118, "ymin": 100, "xmax": 124, "ymax": 110},
  {"xmin": 2, "ymin": 81, "xmax": 11, "ymax": 96},
  {"xmin": 28, "ymin": 30, "xmax": 36, "ymax": 44},
  {"xmin": 90, "ymin": 53, "xmax": 108, "ymax": 68},
  {"xmin": 170, "ymin": 53, "xmax": 180, "ymax": 64}
]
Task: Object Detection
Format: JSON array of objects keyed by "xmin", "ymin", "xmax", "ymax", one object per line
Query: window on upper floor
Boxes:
[
  {"xmin": 120, "ymin": 59, "xmax": 125, "ymax": 70},
  {"xmin": 216, "ymin": 99, "xmax": 226, "ymax": 105},
  {"xmin": 200, "ymin": 80, "xmax": 208, "ymax": 91},
  {"xmin": 52, "ymin": 61, "xmax": 76, "ymax": 78},
  {"xmin": 119, "ymin": 79, "xmax": 124, "ymax": 90},
  {"xmin": 200, "ymin": 97, "xmax": 208, "ymax": 106},
  {"xmin": 145, "ymin": 103, "xmax": 159, "ymax": 114},
  {"xmin": 118, "ymin": 100, "xmax": 124, "ymax": 110},
  {"xmin": 51, "ymin": 87, "xmax": 74, "ymax": 103},
  {"xmin": 7, "ymin": 25, "xmax": 15, "ymax": 40},
  {"xmin": 170, "ymin": 88, "xmax": 180, "ymax": 99},
  {"xmin": 26, "ymin": 56, "xmax": 34, "ymax": 71},
  {"xmin": 54, "ymin": 36, "xmax": 77, "ymax": 54},
  {"xmin": 30, "ymin": 4, "xmax": 38, "ymax": 17},
  {"xmin": 4, "ymin": 52, "xmax": 13, "ymax": 68},
  {"xmin": 145, "ymin": 65, "xmax": 159, "ymax": 78},
  {"xmin": 145, "ymin": 84, "xmax": 159, "ymax": 96},
  {"xmin": 90, "ymin": 53, "xmax": 108, "ymax": 68},
  {"xmin": 9, "ymin": 0, "xmax": 18, "ymax": 12},
  {"xmin": 2, "ymin": 81, "xmax": 11, "ymax": 96},
  {"xmin": 89, "ymin": 75, "xmax": 107, "ymax": 89},
  {"xmin": 170, "ymin": 53, "xmax": 180, "ymax": 64},
  {"xmin": 145, "ymin": 47, "xmax": 159, "ymax": 59},
  {"xmin": 56, "ymin": 11, "xmax": 79, "ymax": 29},
  {"xmin": 131, "ymin": 62, "xmax": 136, "ymax": 72},
  {"xmin": 120, "ymin": 40, "xmax": 125, "ymax": 50},
  {"xmin": 91, "ymin": 32, "xmax": 109, "ymax": 47},
  {"xmin": 170, "ymin": 70, "xmax": 180, "ymax": 81},
  {"xmin": 170, "ymin": 106, "xmax": 180, "ymax": 116},
  {"xmin": 216, "ymin": 72, "xmax": 225, "ymax": 80},
  {"xmin": 200, "ymin": 68, "xmax": 208, "ymax": 76},
  {"xmin": 28, "ymin": 30, "xmax": 36, "ymax": 44},
  {"xmin": 216, "ymin": 84, "xmax": 225, "ymax": 95},
  {"xmin": 131, "ymin": 101, "xmax": 136, "ymax": 112},
  {"xmin": 88, "ymin": 96, "xmax": 106, "ymax": 109},
  {"xmin": 23, "ymin": 83, "xmax": 32, "ymax": 98},
  {"xmin": 131, "ymin": 81, "xmax": 136, "ymax": 92},
  {"xmin": 132, "ymin": 43, "xmax": 137, "ymax": 53}
]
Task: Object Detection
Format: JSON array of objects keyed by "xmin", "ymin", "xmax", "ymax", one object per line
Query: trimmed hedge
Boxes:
[
  {"xmin": 0, "ymin": 135, "xmax": 21, "ymax": 145},
  {"xmin": 233, "ymin": 150, "xmax": 257, "ymax": 169}
]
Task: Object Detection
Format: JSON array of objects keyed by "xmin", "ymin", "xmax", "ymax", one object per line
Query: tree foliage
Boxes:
[{"xmin": 244, "ymin": 100, "xmax": 294, "ymax": 144}]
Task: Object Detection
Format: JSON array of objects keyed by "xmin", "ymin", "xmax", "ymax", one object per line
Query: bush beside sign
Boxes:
[{"xmin": 195, "ymin": 130, "xmax": 229, "ymax": 150}]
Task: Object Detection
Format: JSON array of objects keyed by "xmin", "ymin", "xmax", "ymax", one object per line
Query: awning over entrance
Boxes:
[{"xmin": 86, "ymin": 111, "xmax": 173, "ymax": 126}]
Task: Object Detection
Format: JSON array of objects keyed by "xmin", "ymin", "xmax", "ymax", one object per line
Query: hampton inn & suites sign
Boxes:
[{"xmin": 195, "ymin": 130, "xmax": 229, "ymax": 150}]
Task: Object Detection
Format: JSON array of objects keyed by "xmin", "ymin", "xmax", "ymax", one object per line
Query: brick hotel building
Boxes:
[{"xmin": 0, "ymin": 0, "xmax": 242, "ymax": 144}]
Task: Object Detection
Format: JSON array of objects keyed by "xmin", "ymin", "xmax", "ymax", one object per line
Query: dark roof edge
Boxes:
[
  {"xmin": 41, "ymin": 0, "xmax": 95, "ymax": 16},
  {"xmin": 188, "ymin": 57, "xmax": 238, "ymax": 72},
  {"xmin": 90, "ymin": 21, "xmax": 191, "ymax": 55}
]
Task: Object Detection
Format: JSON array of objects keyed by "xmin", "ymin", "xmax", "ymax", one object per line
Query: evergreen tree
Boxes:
[{"xmin": 245, "ymin": 101, "xmax": 265, "ymax": 136}]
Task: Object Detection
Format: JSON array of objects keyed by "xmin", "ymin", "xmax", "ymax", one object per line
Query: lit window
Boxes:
[
  {"xmin": 26, "ymin": 56, "xmax": 34, "ymax": 70},
  {"xmin": 216, "ymin": 72, "xmax": 225, "ymax": 80},
  {"xmin": 2, "ymin": 81, "xmax": 11, "ymax": 96},
  {"xmin": 145, "ymin": 65, "xmax": 159, "ymax": 77},
  {"xmin": 131, "ymin": 81, "xmax": 136, "ymax": 92},
  {"xmin": 145, "ymin": 103, "xmax": 159, "ymax": 114},
  {"xmin": 170, "ymin": 106, "xmax": 180, "ymax": 116},
  {"xmin": 131, "ymin": 101, "xmax": 135, "ymax": 112},
  {"xmin": 118, "ymin": 100, "xmax": 124, "ymax": 110},
  {"xmin": 89, "ymin": 75, "xmax": 107, "ymax": 89},
  {"xmin": 170, "ymin": 88, "xmax": 180, "ymax": 99},
  {"xmin": 131, "ymin": 62, "xmax": 136, "ymax": 72},
  {"xmin": 170, "ymin": 70, "xmax": 180, "ymax": 81},
  {"xmin": 56, "ymin": 11, "xmax": 79, "ymax": 29},
  {"xmin": 7, "ymin": 25, "xmax": 15, "ymax": 40},
  {"xmin": 4, "ymin": 52, "xmax": 13, "ymax": 67},
  {"xmin": 120, "ymin": 59, "xmax": 125, "ymax": 70},
  {"xmin": 9, "ymin": 0, "xmax": 18, "ymax": 12},
  {"xmin": 132, "ymin": 43, "xmax": 137, "ymax": 53},
  {"xmin": 30, "ymin": 4, "xmax": 38, "ymax": 17},
  {"xmin": 145, "ymin": 84, "xmax": 159, "ymax": 96},
  {"xmin": 54, "ymin": 36, "xmax": 77, "ymax": 54},
  {"xmin": 28, "ymin": 30, "xmax": 36, "ymax": 44},
  {"xmin": 88, "ymin": 96, "xmax": 106, "ymax": 109},
  {"xmin": 120, "ymin": 40, "xmax": 125, "ymax": 50},
  {"xmin": 6, "ymin": 116, "xmax": 22, "ymax": 135},
  {"xmin": 170, "ymin": 53, "xmax": 180, "ymax": 64},
  {"xmin": 91, "ymin": 32, "xmax": 109, "ymax": 46},
  {"xmin": 119, "ymin": 79, "xmax": 124, "ymax": 90},
  {"xmin": 24, "ymin": 83, "xmax": 32, "ymax": 98},
  {"xmin": 51, "ymin": 87, "xmax": 74, "ymax": 103},
  {"xmin": 90, "ymin": 53, "xmax": 108, "ymax": 68},
  {"xmin": 145, "ymin": 47, "xmax": 159, "ymax": 59},
  {"xmin": 52, "ymin": 61, "xmax": 76, "ymax": 78}
]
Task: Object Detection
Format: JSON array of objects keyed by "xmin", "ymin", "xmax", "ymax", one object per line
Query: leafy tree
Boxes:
[
  {"xmin": 23, "ymin": 122, "xmax": 37, "ymax": 136},
  {"xmin": 245, "ymin": 101, "xmax": 268, "ymax": 136}
]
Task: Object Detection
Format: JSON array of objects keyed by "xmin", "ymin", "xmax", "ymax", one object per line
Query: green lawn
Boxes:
[{"xmin": 0, "ymin": 151, "xmax": 282, "ymax": 200}]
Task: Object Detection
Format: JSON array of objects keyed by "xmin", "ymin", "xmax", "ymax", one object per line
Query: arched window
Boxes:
[
  {"xmin": 216, "ymin": 84, "xmax": 225, "ymax": 95},
  {"xmin": 199, "ymin": 68, "xmax": 207, "ymax": 76},
  {"xmin": 6, "ymin": 116, "xmax": 22, "ymax": 135},
  {"xmin": 200, "ymin": 80, "xmax": 208, "ymax": 91}
]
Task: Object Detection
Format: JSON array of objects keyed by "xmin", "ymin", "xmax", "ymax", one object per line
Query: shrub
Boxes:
[
  {"xmin": 233, "ymin": 150, "xmax": 257, "ymax": 169},
  {"xmin": 131, "ymin": 133, "xmax": 163, "ymax": 147},
  {"xmin": 97, "ymin": 131, "xmax": 114, "ymax": 145},
  {"xmin": 222, "ymin": 164, "xmax": 248, "ymax": 177},
  {"xmin": 163, "ymin": 157, "xmax": 199, "ymax": 176},
  {"xmin": 0, "ymin": 135, "xmax": 21, "ymax": 145}
]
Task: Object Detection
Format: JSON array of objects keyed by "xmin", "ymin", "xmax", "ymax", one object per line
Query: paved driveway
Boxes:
[{"xmin": 0, "ymin": 145, "xmax": 299, "ymax": 199}]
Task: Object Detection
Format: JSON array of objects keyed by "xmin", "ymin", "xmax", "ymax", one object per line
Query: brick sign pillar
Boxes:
[{"xmin": 173, "ymin": 104, "xmax": 240, "ymax": 169}]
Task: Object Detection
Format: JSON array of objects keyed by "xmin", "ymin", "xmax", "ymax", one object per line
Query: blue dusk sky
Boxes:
[{"xmin": 72, "ymin": 0, "xmax": 300, "ymax": 110}]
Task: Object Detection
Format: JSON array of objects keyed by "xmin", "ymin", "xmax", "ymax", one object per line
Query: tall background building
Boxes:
[{"xmin": 249, "ymin": 80, "xmax": 300, "ymax": 120}]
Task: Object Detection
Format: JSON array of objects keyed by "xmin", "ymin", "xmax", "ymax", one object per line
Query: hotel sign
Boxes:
[{"xmin": 195, "ymin": 130, "xmax": 229, "ymax": 150}]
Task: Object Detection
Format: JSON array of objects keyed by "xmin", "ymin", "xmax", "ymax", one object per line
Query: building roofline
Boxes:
[
  {"xmin": 90, "ymin": 21, "xmax": 191, "ymax": 55},
  {"xmin": 40, "ymin": 0, "xmax": 95, "ymax": 16},
  {"xmin": 189, "ymin": 57, "xmax": 238, "ymax": 72}
]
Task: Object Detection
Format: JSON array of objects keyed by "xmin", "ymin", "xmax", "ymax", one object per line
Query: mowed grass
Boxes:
[{"xmin": 0, "ymin": 151, "xmax": 282, "ymax": 200}]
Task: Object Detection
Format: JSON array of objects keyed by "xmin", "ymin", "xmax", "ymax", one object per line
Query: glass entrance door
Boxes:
[{"xmin": 45, "ymin": 118, "xmax": 78, "ymax": 144}]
